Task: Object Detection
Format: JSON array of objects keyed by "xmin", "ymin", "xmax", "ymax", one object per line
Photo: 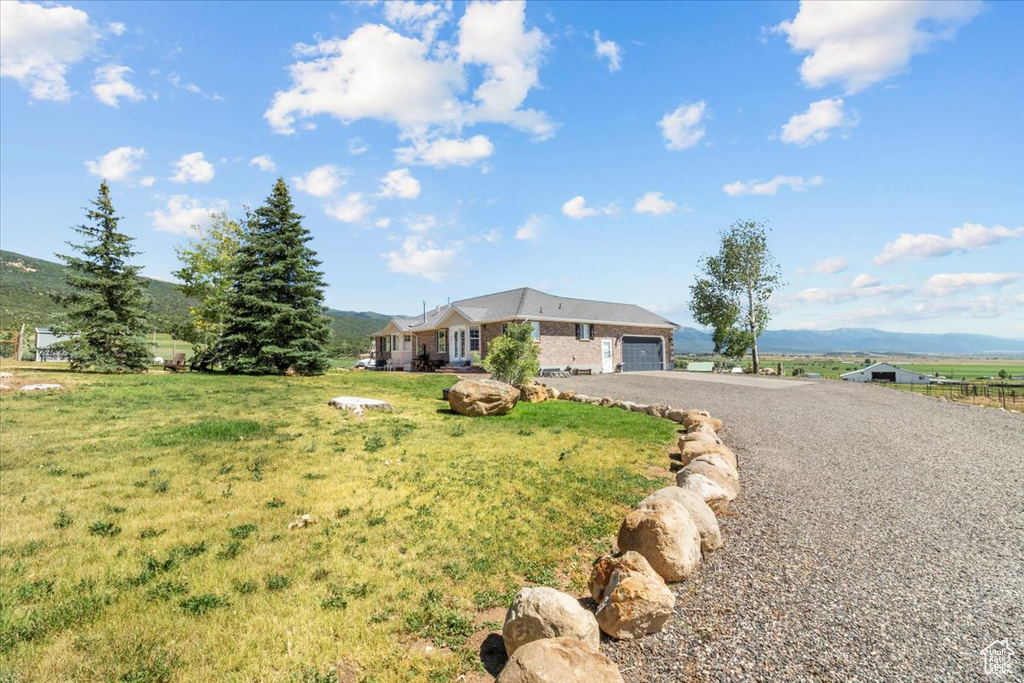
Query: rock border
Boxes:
[{"xmin": 495, "ymin": 383, "xmax": 740, "ymax": 680}]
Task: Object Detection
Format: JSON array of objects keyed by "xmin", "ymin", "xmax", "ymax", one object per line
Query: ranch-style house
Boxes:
[{"xmin": 373, "ymin": 287, "xmax": 678, "ymax": 373}]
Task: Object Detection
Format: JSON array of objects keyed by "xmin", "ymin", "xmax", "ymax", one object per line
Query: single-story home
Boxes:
[
  {"xmin": 840, "ymin": 362, "xmax": 930, "ymax": 385},
  {"xmin": 373, "ymin": 287, "xmax": 678, "ymax": 373}
]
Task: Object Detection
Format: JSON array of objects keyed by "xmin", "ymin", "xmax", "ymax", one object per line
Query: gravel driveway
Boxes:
[{"xmin": 552, "ymin": 372, "xmax": 1024, "ymax": 682}]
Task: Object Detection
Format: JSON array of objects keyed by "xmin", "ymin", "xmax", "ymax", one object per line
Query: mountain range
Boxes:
[
  {"xmin": 673, "ymin": 326, "xmax": 1022, "ymax": 356},
  {"xmin": 2, "ymin": 249, "xmax": 1019, "ymax": 357}
]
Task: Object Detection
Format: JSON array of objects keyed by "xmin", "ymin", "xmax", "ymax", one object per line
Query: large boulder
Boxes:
[
  {"xmin": 644, "ymin": 403, "xmax": 671, "ymax": 419},
  {"xmin": 558, "ymin": 390, "xmax": 576, "ymax": 401},
  {"xmin": 678, "ymin": 430, "xmax": 723, "ymax": 447},
  {"xmin": 589, "ymin": 552, "xmax": 674, "ymax": 639},
  {"xmin": 676, "ymin": 461, "xmax": 740, "ymax": 511},
  {"xmin": 495, "ymin": 638, "xmax": 623, "ymax": 683},
  {"xmin": 677, "ymin": 440, "xmax": 737, "ymax": 471},
  {"xmin": 448, "ymin": 379, "xmax": 519, "ymax": 416},
  {"xmin": 546, "ymin": 387, "xmax": 560, "ymax": 400},
  {"xmin": 638, "ymin": 487, "xmax": 723, "ymax": 553},
  {"xmin": 690, "ymin": 452, "xmax": 739, "ymax": 481},
  {"xmin": 683, "ymin": 413, "xmax": 724, "ymax": 432},
  {"xmin": 616, "ymin": 499, "xmax": 701, "ymax": 582},
  {"xmin": 520, "ymin": 382, "xmax": 548, "ymax": 403},
  {"xmin": 502, "ymin": 587, "xmax": 600, "ymax": 656}
]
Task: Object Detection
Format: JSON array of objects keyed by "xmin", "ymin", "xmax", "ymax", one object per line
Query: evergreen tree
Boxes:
[
  {"xmin": 217, "ymin": 179, "xmax": 331, "ymax": 375},
  {"xmin": 53, "ymin": 182, "xmax": 152, "ymax": 372}
]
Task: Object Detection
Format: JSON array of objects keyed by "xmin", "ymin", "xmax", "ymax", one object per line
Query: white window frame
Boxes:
[
  {"xmin": 383, "ymin": 336, "xmax": 392, "ymax": 352},
  {"xmin": 437, "ymin": 329, "xmax": 447, "ymax": 354},
  {"xmin": 529, "ymin": 321, "xmax": 540, "ymax": 341},
  {"xmin": 469, "ymin": 326, "xmax": 480, "ymax": 352},
  {"xmin": 403, "ymin": 334, "xmax": 412, "ymax": 351}
]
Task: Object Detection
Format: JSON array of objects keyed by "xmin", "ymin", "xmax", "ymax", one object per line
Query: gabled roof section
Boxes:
[{"xmin": 375, "ymin": 287, "xmax": 678, "ymax": 334}]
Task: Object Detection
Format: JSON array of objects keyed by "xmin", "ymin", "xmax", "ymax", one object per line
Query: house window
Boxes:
[
  {"xmin": 403, "ymin": 334, "xmax": 412, "ymax": 350},
  {"xmin": 383, "ymin": 336, "xmax": 391, "ymax": 352},
  {"xmin": 469, "ymin": 326, "xmax": 480, "ymax": 352},
  {"xmin": 575, "ymin": 323, "xmax": 594, "ymax": 340},
  {"xmin": 437, "ymin": 330, "xmax": 447, "ymax": 353},
  {"xmin": 529, "ymin": 321, "xmax": 540, "ymax": 341}
]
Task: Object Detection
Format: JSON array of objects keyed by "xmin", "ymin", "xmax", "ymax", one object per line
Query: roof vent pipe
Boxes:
[{"xmin": 423, "ymin": 300, "xmax": 427, "ymax": 323}]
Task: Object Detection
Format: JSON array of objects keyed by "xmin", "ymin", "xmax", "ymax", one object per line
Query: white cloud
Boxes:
[
  {"xmin": 378, "ymin": 168, "xmax": 421, "ymax": 199},
  {"xmin": 147, "ymin": 195, "xmax": 227, "ymax": 236},
  {"xmin": 348, "ymin": 138, "xmax": 369, "ymax": 155},
  {"xmin": 406, "ymin": 215, "xmax": 437, "ymax": 234},
  {"xmin": 170, "ymin": 152, "xmax": 215, "ymax": 183},
  {"xmin": 723, "ymin": 174, "xmax": 824, "ymax": 196},
  {"xmin": 469, "ymin": 228, "xmax": 501, "ymax": 244},
  {"xmin": 91, "ymin": 64, "xmax": 145, "ymax": 107},
  {"xmin": 293, "ymin": 164, "xmax": 344, "ymax": 197},
  {"xmin": 791, "ymin": 282, "xmax": 911, "ymax": 304},
  {"xmin": 249, "ymin": 155, "xmax": 276, "ymax": 172},
  {"xmin": 851, "ymin": 273, "xmax": 880, "ymax": 288},
  {"xmin": 873, "ymin": 223, "xmax": 1024, "ymax": 265},
  {"xmin": 0, "ymin": 0, "xmax": 101, "ymax": 102},
  {"xmin": 633, "ymin": 191, "xmax": 678, "ymax": 216},
  {"xmin": 456, "ymin": 0, "xmax": 553, "ymax": 137},
  {"xmin": 139, "ymin": 176, "xmax": 155, "ymax": 187},
  {"xmin": 84, "ymin": 146, "xmax": 145, "ymax": 181},
  {"xmin": 108, "ymin": 22, "xmax": 126, "ymax": 36},
  {"xmin": 797, "ymin": 256, "xmax": 848, "ymax": 275},
  {"xmin": 562, "ymin": 196, "xmax": 598, "ymax": 219},
  {"xmin": 840, "ymin": 297, "xmax": 1009, "ymax": 323},
  {"xmin": 168, "ymin": 73, "xmax": 200, "ymax": 94},
  {"xmin": 374, "ymin": 217, "xmax": 391, "ymax": 229},
  {"xmin": 515, "ymin": 214, "xmax": 542, "ymax": 241},
  {"xmin": 395, "ymin": 134, "xmax": 495, "ymax": 167},
  {"xmin": 593, "ymin": 30, "xmax": 621, "ymax": 72},
  {"xmin": 384, "ymin": 235, "xmax": 462, "ymax": 282},
  {"xmin": 325, "ymin": 193, "xmax": 373, "ymax": 223},
  {"xmin": 921, "ymin": 273, "xmax": 1020, "ymax": 297},
  {"xmin": 774, "ymin": 1, "xmax": 982, "ymax": 94},
  {"xmin": 265, "ymin": 2, "xmax": 553, "ymax": 144},
  {"xmin": 780, "ymin": 98, "xmax": 857, "ymax": 146},
  {"xmin": 658, "ymin": 101, "xmax": 707, "ymax": 150},
  {"xmin": 168, "ymin": 72, "xmax": 224, "ymax": 100},
  {"xmin": 383, "ymin": 0, "xmax": 451, "ymax": 44}
]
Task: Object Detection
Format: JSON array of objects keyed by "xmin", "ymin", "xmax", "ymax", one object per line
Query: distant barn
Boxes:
[{"xmin": 840, "ymin": 362, "xmax": 930, "ymax": 385}]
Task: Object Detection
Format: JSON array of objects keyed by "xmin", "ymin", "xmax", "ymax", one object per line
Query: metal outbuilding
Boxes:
[{"xmin": 840, "ymin": 362, "xmax": 930, "ymax": 385}]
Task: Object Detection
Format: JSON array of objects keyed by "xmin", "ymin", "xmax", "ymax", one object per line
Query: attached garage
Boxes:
[{"xmin": 621, "ymin": 336, "xmax": 664, "ymax": 372}]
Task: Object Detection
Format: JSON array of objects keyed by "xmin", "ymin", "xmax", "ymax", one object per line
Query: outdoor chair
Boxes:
[{"xmin": 165, "ymin": 352, "xmax": 187, "ymax": 373}]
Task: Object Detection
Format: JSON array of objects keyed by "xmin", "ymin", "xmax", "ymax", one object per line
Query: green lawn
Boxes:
[{"xmin": 0, "ymin": 366, "xmax": 676, "ymax": 682}]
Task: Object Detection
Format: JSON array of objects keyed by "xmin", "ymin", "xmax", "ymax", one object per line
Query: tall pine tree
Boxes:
[
  {"xmin": 53, "ymin": 182, "xmax": 151, "ymax": 372},
  {"xmin": 217, "ymin": 179, "xmax": 331, "ymax": 375}
]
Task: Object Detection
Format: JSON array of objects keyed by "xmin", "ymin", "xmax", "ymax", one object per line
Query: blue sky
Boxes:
[{"xmin": 1, "ymin": 0, "xmax": 1022, "ymax": 338}]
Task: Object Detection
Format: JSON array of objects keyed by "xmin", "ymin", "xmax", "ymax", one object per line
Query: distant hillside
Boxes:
[
  {"xmin": 1, "ymin": 249, "xmax": 193, "ymax": 331},
  {"xmin": 0, "ymin": 250, "xmax": 393, "ymax": 355},
  {"xmin": 674, "ymin": 326, "xmax": 1023, "ymax": 356}
]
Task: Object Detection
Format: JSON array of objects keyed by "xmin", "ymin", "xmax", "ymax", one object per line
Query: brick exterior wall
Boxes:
[{"xmin": 535, "ymin": 321, "xmax": 673, "ymax": 372}]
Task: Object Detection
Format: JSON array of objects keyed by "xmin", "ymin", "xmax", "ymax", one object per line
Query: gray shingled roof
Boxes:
[{"xmin": 379, "ymin": 287, "xmax": 676, "ymax": 334}]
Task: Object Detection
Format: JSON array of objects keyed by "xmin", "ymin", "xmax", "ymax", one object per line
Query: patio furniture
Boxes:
[{"xmin": 165, "ymin": 352, "xmax": 187, "ymax": 373}]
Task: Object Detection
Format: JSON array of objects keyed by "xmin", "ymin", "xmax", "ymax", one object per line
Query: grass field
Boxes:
[
  {"xmin": 757, "ymin": 357, "xmax": 1024, "ymax": 381},
  {"xmin": 0, "ymin": 365, "xmax": 676, "ymax": 682}
]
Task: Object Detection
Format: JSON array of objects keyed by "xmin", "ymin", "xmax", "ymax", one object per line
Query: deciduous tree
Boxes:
[
  {"xmin": 689, "ymin": 220, "xmax": 781, "ymax": 373},
  {"xmin": 172, "ymin": 213, "xmax": 243, "ymax": 370},
  {"xmin": 53, "ymin": 182, "xmax": 151, "ymax": 372},
  {"xmin": 217, "ymin": 179, "xmax": 331, "ymax": 375}
]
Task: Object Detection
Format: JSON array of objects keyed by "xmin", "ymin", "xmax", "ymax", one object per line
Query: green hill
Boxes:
[
  {"xmin": 0, "ymin": 250, "xmax": 392, "ymax": 356},
  {"xmin": 0, "ymin": 249, "xmax": 193, "ymax": 331}
]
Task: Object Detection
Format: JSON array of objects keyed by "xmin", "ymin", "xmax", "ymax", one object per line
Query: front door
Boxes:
[
  {"xmin": 450, "ymin": 327, "xmax": 467, "ymax": 361},
  {"xmin": 601, "ymin": 339, "xmax": 614, "ymax": 373}
]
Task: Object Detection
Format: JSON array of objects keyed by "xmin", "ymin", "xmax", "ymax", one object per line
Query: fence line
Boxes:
[{"xmin": 887, "ymin": 381, "xmax": 1021, "ymax": 409}]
